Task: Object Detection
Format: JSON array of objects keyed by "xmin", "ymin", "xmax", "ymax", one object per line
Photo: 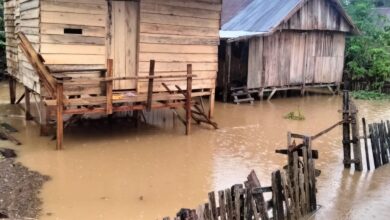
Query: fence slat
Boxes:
[
  {"xmin": 208, "ymin": 192, "xmax": 218, "ymax": 220},
  {"xmin": 272, "ymin": 170, "xmax": 285, "ymax": 220},
  {"xmin": 218, "ymin": 190, "xmax": 227, "ymax": 220}
]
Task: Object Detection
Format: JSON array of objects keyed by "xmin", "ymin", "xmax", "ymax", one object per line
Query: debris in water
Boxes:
[
  {"xmin": 0, "ymin": 123, "xmax": 18, "ymax": 133},
  {"xmin": 139, "ymin": 196, "xmax": 144, "ymax": 201},
  {"xmin": 0, "ymin": 148, "xmax": 17, "ymax": 158}
]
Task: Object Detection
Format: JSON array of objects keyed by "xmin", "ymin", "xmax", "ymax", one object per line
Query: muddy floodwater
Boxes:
[{"xmin": 1, "ymin": 82, "xmax": 390, "ymax": 219}]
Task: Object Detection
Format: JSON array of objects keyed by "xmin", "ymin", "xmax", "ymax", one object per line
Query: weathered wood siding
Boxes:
[
  {"xmin": 4, "ymin": 0, "xmax": 18, "ymax": 78},
  {"xmin": 19, "ymin": 0, "xmax": 40, "ymax": 91},
  {"xmin": 280, "ymin": 0, "xmax": 353, "ymax": 33},
  {"xmin": 5, "ymin": 0, "xmax": 41, "ymax": 92},
  {"xmin": 137, "ymin": 0, "xmax": 221, "ymax": 92},
  {"xmin": 40, "ymin": 0, "xmax": 107, "ymax": 69},
  {"xmin": 248, "ymin": 31, "xmax": 345, "ymax": 88}
]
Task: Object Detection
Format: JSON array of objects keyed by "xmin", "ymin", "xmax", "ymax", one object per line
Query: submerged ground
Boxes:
[{"xmin": 0, "ymin": 81, "xmax": 390, "ymax": 219}]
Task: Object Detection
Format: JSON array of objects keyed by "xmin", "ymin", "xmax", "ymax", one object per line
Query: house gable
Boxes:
[{"xmin": 279, "ymin": 0, "xmax": 357, "ymax": 33}]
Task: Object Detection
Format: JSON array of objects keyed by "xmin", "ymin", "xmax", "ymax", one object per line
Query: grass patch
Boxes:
[
  {"xmin": 284, "ymin": 108, "xmax": 305, "ymax": 121},
  {"xmin": 351, "ymin": 91, "xmax": 390, "ymax": 100}
]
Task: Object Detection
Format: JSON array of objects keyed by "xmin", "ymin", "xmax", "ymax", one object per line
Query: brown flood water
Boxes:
[{"xmin": 1, "ymin": 81, "xmax": 390, "ymax": 219}]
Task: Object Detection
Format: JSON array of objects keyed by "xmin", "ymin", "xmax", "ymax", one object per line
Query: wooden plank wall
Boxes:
[
  {"xmin": 137, "ymin": 0, "xmax": 221, "ymax": 93},
  {"xmin": 40, "ymin": 0, "xmax": 107, "ymax": 71},
  {"xmin": 248, "ymin": 31, "xmax": 345, "ymax": 88},
  {"xmin": 19, "ymin": 0, "xmax": 40, "ymax": 92},
  {"xmin": 280, "ymin": 0, "xmax": 353, "ymax": 33},
  {"xmin": 4, "ymin": 0, "xmax": 19, "ymax": 78}
]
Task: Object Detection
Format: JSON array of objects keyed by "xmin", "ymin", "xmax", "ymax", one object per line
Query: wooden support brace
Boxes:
[
  {"xmin": 146, "ymin": 60, "xmax": 155, "ymax": 112},
  {"xmin": 268, "ymin": 88, "xmax": 277, "ymax": 101},
  {"xmin": 186, "ymin": 64, "xmax": 193, "ymax": 135},
  {"xmin": 16, "ymin": 93, "xmax": 25, "ymax": 104},
  {"xmin": 56, "ymin": 82, "xmax": 64, "ymax": 150},
  {"xmin": 25, "ymin": 87, "xmax": 33, "ymax": 121},
  {"xmin": 106, "ymin": 59, "xmax": 113, "ymax": 115}
]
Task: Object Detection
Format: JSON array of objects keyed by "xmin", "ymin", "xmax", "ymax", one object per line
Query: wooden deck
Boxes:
[{"xmin": 15, "ymin": 32, "xmax": 218, "ymax": 150}]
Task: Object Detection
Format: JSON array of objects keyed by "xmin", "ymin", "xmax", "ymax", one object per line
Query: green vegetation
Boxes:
[
  {"xmin": 284, "ymin": 107, "xmax": 305, "ymax": 121},
  {"xmin": 342, "ymin": 0, "xmax": 390, "ymax": 91},
  {"xmin": 351, "ymin": 90, "xmax": 390, "ymax": 100}
]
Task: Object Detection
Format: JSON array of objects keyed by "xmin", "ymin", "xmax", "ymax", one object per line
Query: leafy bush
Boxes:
[
  {"xmin": 351, "ymin": 90, "xmax": 390, "ymax": 100},
  {"xmin": 342, "ymin": 0, "xmax": 390, "ymax": 91}
]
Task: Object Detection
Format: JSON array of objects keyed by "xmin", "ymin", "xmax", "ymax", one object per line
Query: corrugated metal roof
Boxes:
[
  {"xmin": 221, "ymin": 0, "xmax": 254, "ymax": 25},
  {"xmin": 222, "ymin": 0, "xmax": 301, "ymax": 32}
]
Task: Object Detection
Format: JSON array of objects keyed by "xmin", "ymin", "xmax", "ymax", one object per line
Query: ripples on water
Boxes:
[{"xmin": 0, "ymin": 85, "xmax": 390, "ymax": 220}]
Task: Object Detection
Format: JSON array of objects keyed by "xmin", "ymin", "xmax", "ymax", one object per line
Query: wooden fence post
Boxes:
[
  {"xmin": 362, "ymin": 118, "xmax": 370, "ymax": 170},
  {"xmin": 272, "ymin": 170, "xmax": 284, "ymax": 220},
  {"xmin": 185, "ymin": 64, "xmax": 193, "ymax": 135},
  {"xmin": 342, "ymin": 90, "xmax": 351, "ymax": 168},
  {"xmin": 56, "ymin": 82, "xmax": 64, "ymax": 150},
  {"xmin": 350, "ymin": 102, "xmax": 363, "ymax": 171}
]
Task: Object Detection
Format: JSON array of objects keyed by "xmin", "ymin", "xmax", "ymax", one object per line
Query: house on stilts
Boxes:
[
  {"xmin": 4, "ymin": 0, "xmax": 221, "ymax": 149},
  {"xmin": 218, "ymin": 0, "xmax": 359, "ymax": 103}
]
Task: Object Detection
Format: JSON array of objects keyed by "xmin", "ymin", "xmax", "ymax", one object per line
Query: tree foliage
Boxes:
[{"xmin": 342, "ymin": 0, "xmax": 390, "ymax": 91}]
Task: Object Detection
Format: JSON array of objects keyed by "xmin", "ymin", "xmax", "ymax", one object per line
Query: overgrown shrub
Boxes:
[{"xmin": 342, "ymin": 0, "xmax": 390, "ymax": 91}]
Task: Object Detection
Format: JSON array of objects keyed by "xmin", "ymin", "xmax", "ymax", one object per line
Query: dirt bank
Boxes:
[{"xmin": 0, "ymin": 158, "xmax": 50, "ymax": 219}]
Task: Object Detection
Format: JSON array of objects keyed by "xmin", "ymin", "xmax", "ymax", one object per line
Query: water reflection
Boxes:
[{"xmin": 1, "ymin": 84, "xmax": 390, "ymax": 219}]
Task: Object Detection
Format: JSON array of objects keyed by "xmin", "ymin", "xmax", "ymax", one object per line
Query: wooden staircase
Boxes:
[{"xmin": 230, "ymin": 86, "xmax": 256, "ymax": 104}]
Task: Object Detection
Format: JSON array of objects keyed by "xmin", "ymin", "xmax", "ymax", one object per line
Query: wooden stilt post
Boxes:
[
  {"xmin": 223, "ymin": 43, "xmax": 231, "ymax": 102},
  {"xmin": 259, "ymin": 88, "xmax": 264, "ymax": 101},
  {"xmin": 106, "ymin": 59, "xmax": 113, "ymax": 115},
  {"xmin": 25, "ymin": 87, "xmax": 33, "ymax": 120},
  {"xmin": 40, "ymin": 98, "xmax": 50, "ymax": 136},
  {"xmin": 9, "ymin": 77, "xmax": 16, "ymax": 104},
  {"xmin": 186, "ymin": 64, "xmax": 193, "ymax": 135},
  {"xmin": 342, "ymin": 90, "xmax": 351, "ymax": 168},
  {"xmin": 208, "ymin": 88, "xmax": 215, "ymax": 119},
  {"xmin": 146, "ymin": 60, "xmax": 155, "ymax": 112},
  {"xmin": 56, "ymin": 82, "xmax": 64, "ymax": 150}
]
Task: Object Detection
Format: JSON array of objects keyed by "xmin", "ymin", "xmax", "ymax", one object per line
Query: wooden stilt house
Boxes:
[
  {"xmin": 218, "ymin": 0, "xmax": 359, "ymax": 102},
  {"xmin": 4, "ymin": 0, "xmax": 221, "ymax": 149}
]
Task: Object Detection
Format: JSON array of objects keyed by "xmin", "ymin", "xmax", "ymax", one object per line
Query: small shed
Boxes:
[
  {"xmin": 3, "ymin": 0, "xmax": 222, "ymax": 149},
  {"xmin": 218, "ymin": 0, "xmax": 359, "ymax": 102}
]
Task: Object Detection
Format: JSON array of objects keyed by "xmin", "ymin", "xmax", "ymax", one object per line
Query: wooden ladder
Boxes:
[{"xmin": 231, "ymin": 86, "xmax": 255, "ymax": 104}]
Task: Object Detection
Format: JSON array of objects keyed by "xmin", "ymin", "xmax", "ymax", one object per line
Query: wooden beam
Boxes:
[
  {"xmin": 25, "ymin": 87, "xmax": 33, "ymax": 121},
  {"xmin": 146, "ymin": 60, "xmax": 155, "ymax": 112},
  {"xmin": 268, "ymin": 88, "xmax": 277, "ymax": 101},
  {"xmin": 223, "ymin": 43, "xmax": 231, "ymax": 102},
  {"xmin": 56, "ymin": 82, "xmax": 64, "ymax": 150},
  {"xmin": 106, "ymin": 59, "xmax": 113, "ymax": 115},
  {"xmin": 9, "ymin": 77, "xmax": 16, "ymax": 104},
  {"xmin": 209, "ymin": 88, "xmax": 215, "ymax": 118},
  {"xmin": 16, "ymin": 93, "xmax": 25, "ymax": 104},
  {"xmin": 186, "ymin": 64, "xmax": 193, "ymax": 135},
  {"xmin": 18, "ymin": 32, "xmax": 57, "ymax": 97}
]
